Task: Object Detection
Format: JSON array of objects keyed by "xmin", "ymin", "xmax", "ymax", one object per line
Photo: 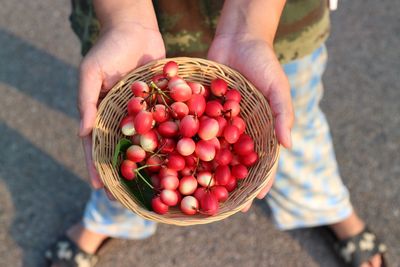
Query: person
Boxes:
[{"xmin": 46, "ymin": 1, "xmax": 387, "ymax": 267}]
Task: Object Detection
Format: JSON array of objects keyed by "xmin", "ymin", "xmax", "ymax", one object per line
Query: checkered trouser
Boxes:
[{"xmin": 82, "ymin": 45, "xmax": 353, "ymax": 238}]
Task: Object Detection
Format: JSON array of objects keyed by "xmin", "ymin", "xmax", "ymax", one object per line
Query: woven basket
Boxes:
[{"xmin": 92, "ymin": 57, "xmax": 279, "ymax": 226}]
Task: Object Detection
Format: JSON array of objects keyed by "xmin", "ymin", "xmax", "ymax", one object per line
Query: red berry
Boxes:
[
  {"xmin": 198, "ymin": 118, "xmax": 219, "ymax": 141},
  {"xmin": 159, "ymin": 138, "xmax": 176, "ymax": 153},
  {"xmin": 140, "ymin": 129, "xmax": 158, "ymax": 152},
  {"xmin": 180, "ymin": 196, "xmax": 199, "ymax": 215},
  {"xmin": 146, "ymin": 155, "xmax": 162, "ymax": 172},
  {"xmin": 160, "ymin": 175, "xmax": 179, "ymax": 190},
  {"xmin": 223, "ymin": 125, "xmax": 240, "ymax": 144},
  {"xmin": 231, "ymin": 116, "xmax": 246, "ymax": 134},
  {"xmin": 158, "ymin": 121, "xmax": 179, "ymax": 137},
  {"xmin": 197, "ymin": 171, "xmax": 215, "ymax": 187},
  {"xmin": 215, "ymin": 116, "xmax": 227, "ymax": 137},
  {"xmin": 160, "ymin": 189, "xmax": 179, "ymax": 206},
  {"xmin": 200, "ymin": 192, "xmax": 219, "ymax": 215},
  {"xmin": 233, "ymin": 134, "xmax": 255, "ymax": 155},
  {"xmin": 205, "ymin": 100, "xmax": 223, "ymax": 117},
  {"xmin": 225, "ymin": 176, "xmax": 237, "ymax": 192},
  {"xmin": 152, "ymin": 104, "xmax": 170, "ymax": 123},
  {"xmin": 152, "ymin": 74, "xmax": 168, "ymax": 90},
  {"xmin": 179, "ymin": 115, "xmax": 199, "ymax": 137},
  {"xmin": 214, "ymin": 165, "xmax": 231, "ymax": 186},
  {"xmin": 176, "ymin": 138, "xmax": 196, "ymax": 156},
  {"xmin": 127, "ymin": 97, "xmax": 147, "ymax": 116},
  {"xmin": 195, "ymin": 140, "xmax": 216, "ymax": 162},
  {"xmin": 210, "ymin": 78, "xmax": 228, "ymax": 97},
  {"xmin": 131, "ymin": 81, "xmax": 149, "ymax": 97},
  {"xmin": 120, "ymin": 160, "xmax": 137, "ymax": 180},
  {"xmin": 239, "ymin": 151, "xmax": 259, "ymax": 167},
  {"xmin": 186, "ymin": 94, "xmax": 206, "ymax": 117},
  {"xmin": 194, "ymin": 187, "xmax": 207, "ymax": 202},
  {"xmin": 134, "ymin": 110, "xmax": 154, "ymax": 134},
  {"xmin": 167, "ymin": 153, "xmax": 186, "ymax": 171},
  {"xmin": 163, "ymin": 61, "xmax": 178, "ymax": 78},
  {"xmin": 223, "ymin": 100, "xmax": 240, "ymax": 118},
  {"xmin": 120, "ymin": 115, "xmax": 136, "ymax": 136},
  {"xmin": 231, "ymin": 164, "xmax": 248, "ymax": 179},
  {"xmin": 225, "ymin": 89, "xmax": 241, "ymax": 102},
  {"xmin": 152, "ymin": 196, "xmax": 169, "ymax": 214},
  {"xmin": 159, "ymin": 167, "xmax": 177, "ymax": 178},
  {"xmin": 126, "ymin": 145, "xmax": 146, "ymax": 163},
  {"xmin": 210, "ymin": 186, "xmax": 229, "ymax": 202},
  {"xmin": 171, "ymin": 102, "xmax": 189, "ymax": 119},
  {"xmin": 179, "ymin": 175, "xmax": 198, "ymax": 195},
  {"xmin": 187, "ymin": 81, "xmax": 205, "ymax": 95},
  {"xmin": 169, "ymin": 82, "xmax": 192, "ymax": 102},
  {"xmin": 215, "ymin": 148, "xmax": 233, "ymax": 166}
]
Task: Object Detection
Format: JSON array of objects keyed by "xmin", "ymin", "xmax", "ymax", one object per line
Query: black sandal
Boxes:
[
  {"xmin": 321, "ymin": 226, "xmax": 388, "ymax": 267},
  {"xmin": 45, "ymin": 235, "xmax": 101, "ymax": 267}
]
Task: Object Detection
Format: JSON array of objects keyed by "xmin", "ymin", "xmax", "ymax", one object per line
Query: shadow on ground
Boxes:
[{"xmin": 0, "ymin": 30, "xmax": 89, "ymax": 267}]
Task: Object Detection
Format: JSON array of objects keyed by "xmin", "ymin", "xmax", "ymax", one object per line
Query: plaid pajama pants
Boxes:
[{"xmin": 83, "ymin": 45, "xmax": 353, "ymax": 238}]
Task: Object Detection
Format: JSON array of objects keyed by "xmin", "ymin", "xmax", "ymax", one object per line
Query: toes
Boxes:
[
  {"xmin": 369, "ymin": 254, "xmax": 382, "ymax": 267},
  {"xmin": 359, "ymin": 254, "xmax": 383, "ymax": 267}
]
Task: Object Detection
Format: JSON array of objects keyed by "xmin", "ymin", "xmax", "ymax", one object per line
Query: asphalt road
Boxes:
[{"xmin": 0, "ymin": 1, "xmax": 399, "ymax": 267}]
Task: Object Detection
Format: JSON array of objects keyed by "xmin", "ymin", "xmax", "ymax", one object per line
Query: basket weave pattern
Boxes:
[{"xmin": 92, "ymin": 57, "xmax": 279, "ymax": 226}]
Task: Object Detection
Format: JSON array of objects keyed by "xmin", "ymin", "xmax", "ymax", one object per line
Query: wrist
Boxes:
[{"xmin": 215, "ymin": 0, "xmax": 286, "ymax": 46}]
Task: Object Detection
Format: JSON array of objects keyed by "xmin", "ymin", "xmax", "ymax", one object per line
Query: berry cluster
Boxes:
[{"xmin": 118, "ymin": 61, "xmax": 258, "ymax": 216}]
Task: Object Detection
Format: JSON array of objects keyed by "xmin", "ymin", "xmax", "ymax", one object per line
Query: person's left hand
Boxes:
[{"xmin": 208, "ymin": 33, "xmax": 293, "ymax": 212}]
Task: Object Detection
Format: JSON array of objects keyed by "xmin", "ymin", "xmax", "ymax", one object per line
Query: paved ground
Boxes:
[{"xmin": 0, "ymin": 1, "xmax": 399, "ymax": 267}]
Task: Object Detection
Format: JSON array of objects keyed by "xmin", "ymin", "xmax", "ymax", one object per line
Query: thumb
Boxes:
[{"xmin": 78, "ymin": 60, "xmax": 103, "ymax": 137}]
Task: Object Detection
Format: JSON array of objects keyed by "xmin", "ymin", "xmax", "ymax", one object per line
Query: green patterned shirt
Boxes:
[{"xmin": 70, "ymin": 0, "xmax": 330, "ymax": 63}]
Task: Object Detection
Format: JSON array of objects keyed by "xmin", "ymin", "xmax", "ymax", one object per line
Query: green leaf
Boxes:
[
  {"xmin": 120, "ymin": 169, "xmax": 154, "ymax": 210},
  {"xmin": 112, "ymin": 138, "xmax": 132, "ymax": 167}
]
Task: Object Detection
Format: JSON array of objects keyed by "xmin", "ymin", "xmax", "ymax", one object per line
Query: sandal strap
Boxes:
[
  {"xmin": 45, "ymin": 235, "xmax": 98, "ymax": 267},
  {"xmin": 334, "ymin": 227, "xmax": 387, "ymax": 267}
]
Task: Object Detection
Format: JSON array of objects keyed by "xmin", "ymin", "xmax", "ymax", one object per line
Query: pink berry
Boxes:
[
  {"xmin": 131, "ymin": 81, "xmax": 150, "ymax": 97},
  {"xmin": 126, "ymin": 145, "xmax": 146, "ymax": 163},
  {"xmin": 163, "ymin": 61, "xmax": 179, "ymax": 78},
  {"xmin": 198, "ymin": 118, "xmax": 219, "ymax": 141},
  {"xmin": 195, "ymin": 140, "xmax": 216, "ymax": 162},
  {"xmin": 180, "ymin": 196, "xmax": 199, "ymax": 215},
  {"xmin": 177, "ymin": 138, "xmax": 196, "ymax": 156},
  {"xmin": 179, "ymin": 175, "xmax": 198, "ymax": 195},
  {"xmin": 120, "ymin": 115, "xmax": 136, "ymax": 136}
]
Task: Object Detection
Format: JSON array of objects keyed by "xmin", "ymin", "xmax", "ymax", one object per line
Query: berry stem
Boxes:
[{"xmin": 135, "ymin": 170, "xmax": 154, "ymax": 189}]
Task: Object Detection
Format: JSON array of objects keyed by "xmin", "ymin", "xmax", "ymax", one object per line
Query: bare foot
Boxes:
[{"xmin": 329, "ymin": 212, "xmax": 383, "ymax": 267}]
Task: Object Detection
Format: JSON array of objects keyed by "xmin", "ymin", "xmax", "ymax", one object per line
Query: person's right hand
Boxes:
[{"xmin": 78, "ymin": 22, "xmax": 165, "ymax": 189}]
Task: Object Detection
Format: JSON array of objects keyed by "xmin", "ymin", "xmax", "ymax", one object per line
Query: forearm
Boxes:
[
  {"xmin": 216, "ymin": 0, "xmax": 286, "ymax": 45},
  {"xmin": 93, "ymin": 0, "xmax": 159, "ymax": 30}
]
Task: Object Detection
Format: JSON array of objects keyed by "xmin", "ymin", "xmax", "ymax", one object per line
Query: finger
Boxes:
[
  {"xmin": 82, "ymin": 135, "xmax": 103, "ymax": 189},
  {"xmin": 78, "ymin": 59, "xmax": 103, "ymax": 137},
  {"xmin": 256, "ymin": 161, "xmax": 277, "ymax": 199},
  {"xmin": 256, "ymin": 178, "xmax": 274, "ymax": 199},
  {"xmin": 264, "ymin": 72, "xmax": 294, "ymax": 149},
  {"xmin": 241, "ymin": 200, "xmax": 253, "ymax": 213},
  {"xmin": 104, "ymin": 187, "xmax": 116, "ymax": 201},
  {"xmin": 360, "ymin": 262, "xmax": 370, "ymax": 267}
]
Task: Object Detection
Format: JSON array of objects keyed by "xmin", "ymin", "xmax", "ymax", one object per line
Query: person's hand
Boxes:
[
  {"xmin": 208, "ymin": 33, "xmax": 294, "ymax": 211},
  {"xmin": 78, "ymin": 22, "xmax": 165, "ymax": 189},
  {"xmin": 240, "ymin": 161, "xmax": 277, "ymax": 212}
]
